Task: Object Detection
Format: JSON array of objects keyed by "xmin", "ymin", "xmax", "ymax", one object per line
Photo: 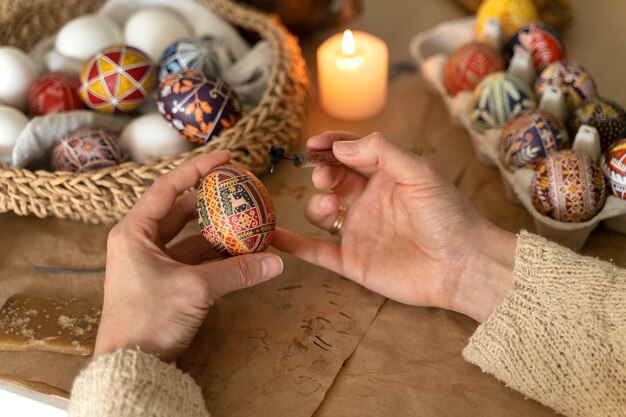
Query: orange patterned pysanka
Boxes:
[
  {"xmin": 196, "ymin": 164, "xmax": 276, "ymax": 256},
  {"xmin": 79, "ymin": 45, "xmax": 155, "ymax": 114}
]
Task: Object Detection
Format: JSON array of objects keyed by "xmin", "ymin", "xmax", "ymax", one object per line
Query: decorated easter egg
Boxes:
[
  {"xmin": 500, "ymin": 109, "xmax": 569, "ymax": 171},
  {"xmin": 535, "ymin": 60, "xmax": 597, "ymax": 112},
  {"xmin": 475, "ymin": 0, "xmax": 538, "ymax": 41},
  {"xmin": 443, "ymin": 43, "xmax": 504, "ymax": 96},
  {"xmin": 124, "ymin": 8, "xmax": 193, "ymax": 62},
  {"xmin": 196, "ymin": 164, "xmax": 276, "ymax": 256},
  {"xmin": 156, "ymin": 71, "xmax": 241, "ymax": 144},
  {"xmin": 0, "ymin": 46, "xmax": 36, "ymax": 111},
  {"xmin": 120, "ymin": 112, "xmax": 195, "ymax": 162},
  {"xmin": 532, "ymin": 150, "xmax": 606, "ymax": 222},
  {"xmin": 79, "ymin": 46, "xmax": 155, "ymax": 114},
  {"xmin": 601, "ymin": 139, "xmax": 626, "ymax": 199},
  {"xmin": 470, "ymin": 72, "xmax": 536, "ymax": 132},
  {"xmin": 55, "ymin": 15, "xmax": 123, "ymax": 62},
  {"xmin": 51, "ymin": 128, "xmax": 125, "ymax": 172},
  {"xmin": 568, "ymin": 97, "xmax": 626, "ymax": 152},
  {"xmin": 159, "ymin": 37, "xmax": 235, "ymax": 82},
  {"xmin": 502, "ymin": 22, "xmax": 565, "ymax": 70},
  {"xmin": 0, "ymin": 105, "xmax": 29, "ymax": 164},
  {"xmin": 29, "ymin": 72, "xmax": 84, "ymax": 116}
]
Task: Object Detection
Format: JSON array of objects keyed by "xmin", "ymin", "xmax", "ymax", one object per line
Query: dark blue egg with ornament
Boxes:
[
  {"xmin": 156, "ymin": 70, "xmax": 242, "ymax": 145},
  {"xmin": 159, "ymin": 37, "xmax": 235, "ymax": 82}
]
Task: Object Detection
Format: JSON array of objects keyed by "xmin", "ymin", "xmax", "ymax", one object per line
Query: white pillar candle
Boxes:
[{"xmin": 317, "ymin": 30, "xmax": 388, "ymax": 121}]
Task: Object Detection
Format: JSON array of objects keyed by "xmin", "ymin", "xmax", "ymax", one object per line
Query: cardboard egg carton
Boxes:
[{"xmin": 409, "ymin": 17, "xmax": 626, "ymax": 250}]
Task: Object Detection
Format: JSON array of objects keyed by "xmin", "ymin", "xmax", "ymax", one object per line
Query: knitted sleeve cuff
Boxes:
[
  {"xmin": 463, "ymin": 231, "xmax": 626, "ymax": 417},
  {"xmin": 69, "ymin": 349, "xmax": 210, "ymax": 417}
]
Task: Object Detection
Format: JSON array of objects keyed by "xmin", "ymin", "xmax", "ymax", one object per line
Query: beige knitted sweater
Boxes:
[{"xmin": 69, "ymin": 232, "xmax": 626, "ymax": 417}]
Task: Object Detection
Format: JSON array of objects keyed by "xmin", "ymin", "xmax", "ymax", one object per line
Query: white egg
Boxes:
[
  {"xmin": 0, "ymin": 47, "xmax": 36, "ymax": 111},
  {"xmin": 0, "ymin": 105, "xmax": 29, "ymax": 165},
  {"xmin": 120, "ymin": 113, "xmax": 195, "ymax": 162},
  {"xmin": 55, "ymin": 14, "xmax": 123, "ymax": 61},
  {"xmin": 124, "ymin": 8, "xmax": 192, "ymax": 62}
]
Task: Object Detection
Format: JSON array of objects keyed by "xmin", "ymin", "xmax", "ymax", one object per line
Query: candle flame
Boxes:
[{"xmin": 342, "ymin": 30, "xmax": 356, "ymax": 56}]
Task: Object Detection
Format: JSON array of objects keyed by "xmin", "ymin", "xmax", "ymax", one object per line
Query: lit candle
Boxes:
[{"xmin": 317, "ymin": 30, "xmax": 388, "ymax": 121}]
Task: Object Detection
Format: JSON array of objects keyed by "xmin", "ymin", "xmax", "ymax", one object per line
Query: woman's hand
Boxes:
[
  {"xmin": 95, "ymin": 151, "xmax": 284, "ymax": 362},
  {"xmin": 273, "ymin": 132, "xmax": 516, "ymax": 322}
]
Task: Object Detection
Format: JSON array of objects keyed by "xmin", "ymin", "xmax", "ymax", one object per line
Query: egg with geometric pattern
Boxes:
[
  {"xmin": 535, "ymin": 60, "xmax": 597, "ymax": 112},
  {"xmin": 470, "ymin": 72, "xmax": 536, "ymax": 133},
  {"xmin": 158, "ymin": 37, "xmax": 235, "ymax": 82},
  {"xmin": 29, "ymin": 72, "xmax": 84, "ymax": 116},
  {"xmin": 502, "ymin": 22, "xmax": 565, "ymax": 71},
  {"xmin": 443, "ymin": 43, "xmax": 504, "ymax": 96},
  {"xmin": 196, "ymin": 164, "xmax": 276, "ymax": 256},
  {"xmin": 79, "ymin": 45, "xmax": 155, "ymax": 114},
  {"xmin": 156, "ymin": 70, "xmax": 241, "ymax": 144},
  {"xmin": 51, "ymin": 128, "xmax": 125, "ymax": 172},
  {"xmin": 568, "ymin": 97, "xmax": 626, "ymax": 152},
  {"xmin": 532, "ymin": 150, "xmax": 606, "ymax": 222},
  {"xmin": 500, "ymin": 109, "xmax": 569, "ymax": 171},
  {"xmin": 601, "ymin": 139, "xmax": 626, "ymax": 200}
]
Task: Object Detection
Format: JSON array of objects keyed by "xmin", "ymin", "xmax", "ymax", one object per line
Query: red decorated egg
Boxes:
[
  {"xmin": 500, "ymin": 109, "xmax": 569, "ymax": 171},
  {"xmin": 532, "ymin": 150, "xmax": 606, "ymax": 222},
  {"xmin": 156, "ymin": 71, "xmax": 241, "ymax": 144},
  {"xmin": 502, "ymin": 22, "xmax": 565, "ymax": 71},
  {"xmin": 535, "ymin": 60, "xmax": 597, "ymax": 112},
  {"xmin": 196, "ymin": 164, "xmax": 276, "ymax": 256},
  {"xmin": 443, "ymin": 43, "xmax": 504, "ymax": 96},
  {"xmin": 51, "ymin": 128, "xmax": 125, "ymax": 172},
  {"xmin": 29, "ymin": 72, "xmax": 84, "ymax": 116},
  {"xmin": 601, "ymin": 139, "xmax": 626, "ymax": 199},
  {"xmin": 79, "ymin": 45, "xmax": 155, "ymax": 114}
]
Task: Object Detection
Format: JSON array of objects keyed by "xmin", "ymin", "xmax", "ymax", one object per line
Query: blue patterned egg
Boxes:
[
  {"xmin": 51, "ymin": 128, "xmax": 125, "ymax": 172},
  {"xmin": 158, "ymin": 37, "xmax": 235, "ymax": 82},
  {"xmin": 156, "ymin": 71, "xmax": 242, "ymax": 144},
  {"xmin": 500, "ymin": 109, "xmax": 569, "ymax": 171},
  {"xmin": 470, "ymin": 72, "xmax": 536, "ymax": 132}
]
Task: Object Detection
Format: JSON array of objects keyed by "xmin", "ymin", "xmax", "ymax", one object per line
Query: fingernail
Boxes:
[
  {"xmin": 261, "ymin": 255, "xmax": 283, "ymax": 280},
  {"xmin": 333, "ymin": 141, "xmax": 357, "ymax": 155},
  {"xmin": 307, "ymin": 136, "xmax": 319, "ymax": 146}
]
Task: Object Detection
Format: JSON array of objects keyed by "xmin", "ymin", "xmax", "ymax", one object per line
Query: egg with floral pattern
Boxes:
[
  {"xmin": 568, "ymin": 97, "xmax": 626, "ymax": 152},
  {"xmin": 535, "ymin": 60, "xmax": 597, "ymax": 112},
  {"xmin": 500, "ymin": 109, "xmax": 569, "ymax": 171},
  {"xmin": 158, "ymin": 37, "xmax": 235, "ymax": 82},
  {"xmin": 601, "ymin": 139, "xmax": 626, "ymax": 200},
  {"xmin": 532, "ymin": 150, "xmax": 606, "ymax": 222},
  {"xmin": 470, "ymin": 72, "xmax": 536, "ymax": 132},
  {"xmin": 51, "ymin": 128, "xmax": 125, "ymax": 172},
  {"xmin": 196, "ymin": 164, "xmax": 276, "ymax": 256},
  {"xmin": 502, "ymin": 22, "xmax": 565, "ymax": 71},
  {"xmin": 156, "ymin": 70, "xmax": 242, "ymax": 144},
  {"xmin": 443, "ymin": 43, "xmax": 504, "ymax": 96},
  {"xmin": 29, "ymin": 72, "xmax": 84, "ymax": 116}
]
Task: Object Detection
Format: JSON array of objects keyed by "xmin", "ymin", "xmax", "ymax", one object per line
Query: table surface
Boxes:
[{"xmin": 2, "ymin": 0, "xmax": 626, "ymax": 416}]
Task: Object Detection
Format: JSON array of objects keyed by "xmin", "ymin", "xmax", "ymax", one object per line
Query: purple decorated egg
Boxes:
[
  {"xmin": 196, "ymin": 164, "xmax": 276, "ymax": 256},
  {"xmin": 532, "ymin": 150, "xmax": 606, "ymax": 222},
  {"xmin": 443, "ymin": 43, "xmax": 504, "ymax": 96},
  {"xmin": 500, "ymin": 109, "xmax": 569, "ymax": 171},
  {"xmin": 51, "ymin": 128, "xmax": 125, "ymax": 172},
  {"xmin": 502, "ymin": 22, "xmax": 565, "ymax": 70},
  {"xmin": 568, "ymin": 97, "xmax": 626, "ymax": 152},
  {"xmin": 535, "ymin": 60, "xmax": 597, "ymax": 112},
  {"xmin": 156, "ymin": 71, "xmax": 242, "ymax": 144},
  {"xmin": 470, "ymin": 72, "xmax": 536, "ymax": 132},
  {"xmin": 601, "ymin": 139, "xmax": 626, "ymax": 199}
]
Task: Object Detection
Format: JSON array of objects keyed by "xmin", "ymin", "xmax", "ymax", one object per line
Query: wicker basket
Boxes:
[{"xmin": 0, "ymin": 0, "xmax": 310, "ymax": 224}]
